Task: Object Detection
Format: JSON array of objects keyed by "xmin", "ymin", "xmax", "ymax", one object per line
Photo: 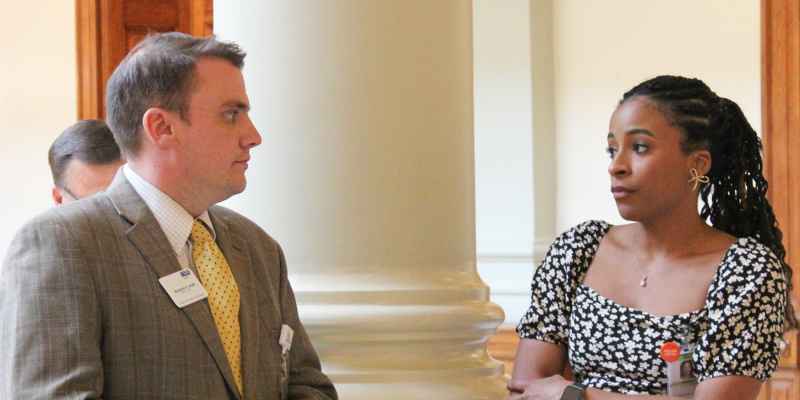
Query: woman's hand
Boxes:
[{"xmin": 507, "ymin": 375, "xmax": 571, "ymax": 400}]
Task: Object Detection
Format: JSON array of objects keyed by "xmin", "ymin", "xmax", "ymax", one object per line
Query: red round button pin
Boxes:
[{"xmin": 660, "ymin": 341, "xmax": 680, "ymax": 363}]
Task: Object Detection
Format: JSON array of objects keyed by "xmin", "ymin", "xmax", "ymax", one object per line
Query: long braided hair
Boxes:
[{"xmin": 621, "ymin": 75, "xmax": 797, "ymax": 330}]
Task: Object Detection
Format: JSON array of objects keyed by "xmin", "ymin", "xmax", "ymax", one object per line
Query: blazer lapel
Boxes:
[
  {"xmin": 210, "ymin": 208, "xmax": 261, "ymax": 400},
  {"xmin": 106, "ymin": 171, "xmax": 243, "ymax": 400}
]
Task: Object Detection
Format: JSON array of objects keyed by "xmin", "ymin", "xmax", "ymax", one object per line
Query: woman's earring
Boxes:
[{"xmin": 688, "ymin": 168, "xmax": 709, "ymax": 191}]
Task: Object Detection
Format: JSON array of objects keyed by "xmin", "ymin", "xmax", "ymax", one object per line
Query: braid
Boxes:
[{"xmin": 622, "ymin": 75, "xmax": 797, "ymax": 330}]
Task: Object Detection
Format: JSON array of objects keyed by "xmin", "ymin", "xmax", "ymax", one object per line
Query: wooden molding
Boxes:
[
  {"xmin": 190, "ymin": 0, "xmax": 213, "ymax": 37},
  {"xmin": 762, "ymin": 0, "xmax": 800, "ymax": 289},
  {"xmin": 763, "ymin": 0, "xmax": 800, "ymax": 370},
  {"xmin": 75, "ymin": 0, "xmax": 213, "ymax": 120},
  {"xmin": 487, "ymin": 324, "xmax": 519, "ymax": 377},
  {"xmin": 76, "ymin": 0, "xmax": 102, "ymax": 120},
  {"xmin": 762, "ymin": 369, "xmax": 800, "ymax": 400}
]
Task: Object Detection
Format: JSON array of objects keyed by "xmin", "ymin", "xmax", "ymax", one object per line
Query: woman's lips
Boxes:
[{"xmin": 611, "ymin": 186, "xmax": 634, "ymax": 199}]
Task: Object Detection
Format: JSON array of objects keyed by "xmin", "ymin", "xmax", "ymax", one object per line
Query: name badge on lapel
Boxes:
[{"xmin": 159, "ymin": 268, "xmax": 209, "ymax": 308}]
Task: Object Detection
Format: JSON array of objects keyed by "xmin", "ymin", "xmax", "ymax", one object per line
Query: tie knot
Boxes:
[{"xmin": 191, "ymin": 220, "xmax": 213, "ymax": 244}]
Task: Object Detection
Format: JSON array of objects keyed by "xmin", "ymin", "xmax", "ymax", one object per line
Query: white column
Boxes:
[{"xmin": 216, "ymin": 2, "xmax": 506, "ymax": 399}]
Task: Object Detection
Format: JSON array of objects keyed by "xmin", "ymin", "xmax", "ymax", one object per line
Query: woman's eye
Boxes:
[
  {"xmin": 632, "ymin": 143, "xmax": 649, "ymax": 153},
  {"xmin": 605, "ymin": 146, "xmax": 617, "ymax": 158}
]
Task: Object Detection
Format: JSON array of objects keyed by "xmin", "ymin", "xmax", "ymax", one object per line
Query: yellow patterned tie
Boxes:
[{"xmin": 191, "ymin": 220, "xmax": 243, "ymax": 395}]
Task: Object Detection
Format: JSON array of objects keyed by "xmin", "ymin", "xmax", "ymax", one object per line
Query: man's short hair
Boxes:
[
  {"xmin": 105, "ymin": 33, "xmax": 246, "ymax": 157},
  {"xmin": 48, "ymin": 119, "xmax": 122, "ymax": 188}
]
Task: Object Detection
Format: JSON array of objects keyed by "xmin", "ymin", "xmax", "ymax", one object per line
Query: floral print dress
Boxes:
[{"xmin": 517, "ymin": 220, "xmax": 787, "ymax": 395}]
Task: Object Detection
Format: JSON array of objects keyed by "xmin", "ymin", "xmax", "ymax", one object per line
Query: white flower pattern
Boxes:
[{"xmin": 517, "ymin": 220, "xmax": 787, "ymax": 395}]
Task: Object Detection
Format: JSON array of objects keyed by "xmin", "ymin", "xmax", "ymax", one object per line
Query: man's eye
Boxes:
[
  {"xmin": 633, "ymin": 143, "xmax": 649, "ymax": 153},
  {"xmin": 224, "ymin": 110, "xmax": 240, "ymax": 122},
  {"xmin": 605, "ymin": 146, "xmax": 617, "ymax": 158}
]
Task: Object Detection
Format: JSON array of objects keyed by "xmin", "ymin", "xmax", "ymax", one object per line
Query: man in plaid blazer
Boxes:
[{"xmin": 0, "ymin": 33, "xmax": 336, "ymax": 400}]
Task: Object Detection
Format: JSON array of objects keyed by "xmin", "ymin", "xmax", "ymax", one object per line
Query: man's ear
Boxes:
[
  {"xmin": 52, "ymin": 186, "xmax": 63, "ymax": 205},
  {"xmin": 691, "ymin": 149, "xmax": 712, "ymax": 176},
  {"xmin": 142, "ymin": 107, "xmax": 178, "ymax": 149}
]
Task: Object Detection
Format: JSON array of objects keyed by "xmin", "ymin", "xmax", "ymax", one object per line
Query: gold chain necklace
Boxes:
[{"xmin": 638, "ymin": 255, "xmax": 650, "ymax": 288}]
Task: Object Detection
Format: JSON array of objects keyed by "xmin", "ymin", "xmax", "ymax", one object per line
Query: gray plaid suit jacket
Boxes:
[{"xmin": 0, "ymin": 172, "xmax": 336, "ymax": 400}]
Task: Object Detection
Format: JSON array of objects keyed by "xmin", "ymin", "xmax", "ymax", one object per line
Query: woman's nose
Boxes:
[{"xmin": 608, "ymin": 152, "xmax": 630, "ymax": 177}]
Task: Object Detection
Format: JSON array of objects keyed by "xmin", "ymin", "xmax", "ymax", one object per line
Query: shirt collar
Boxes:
[{"xmin": 123, "ymin": 165, "xmax": 215, "ymax": 256}]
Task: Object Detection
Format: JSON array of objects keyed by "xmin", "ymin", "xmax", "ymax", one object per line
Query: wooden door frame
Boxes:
[
  {"xmin": 762, "ymin": 0, "xmax": 800, "ymax": 306},
  {"xmin": 76, "ymin": 0, "xmax": 102, "ymax": 120},
  {"xmin": 75, "ymin": 0, "xmax": 213, "ymax": 120},
  {"xmin": 762, "ymin": 0, "xmax": 800, "ymax": 369}
]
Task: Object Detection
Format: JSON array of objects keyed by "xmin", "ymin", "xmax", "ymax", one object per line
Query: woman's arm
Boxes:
[
  {"xmin": 586, "ymin": 376, "xmax": 762, "ymax": 400},
  {"xmin": 509, "ymin": 370, "xmax": 763, "ymax": 400},
  {"xmin": 507, "ymin": 339, "xmax": 568, "ymax": 394},
  {"xmin": 692, "ymin": 376, "xmax": 762, "ymax": 400}
]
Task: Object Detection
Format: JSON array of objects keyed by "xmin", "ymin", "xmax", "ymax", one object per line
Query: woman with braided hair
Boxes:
[{"xmin": 507, "ymin": 75, "xmax": 795, "ymax": 400}]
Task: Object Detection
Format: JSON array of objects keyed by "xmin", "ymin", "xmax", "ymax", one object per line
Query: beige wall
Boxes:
[
  {"xmin": 474, "ymin": 0, "xmax": 534, "ymax": 257},
  {"xmin": 553, "ymin": 0, "xmax": 761, "ymax": 231},
  {"xmin": 473, "ymin": 0, "xmax": 537, "ymax": 324},
  {"xmin": 0, "ymin": 1, "xmax": 76, "ymax": 259}
]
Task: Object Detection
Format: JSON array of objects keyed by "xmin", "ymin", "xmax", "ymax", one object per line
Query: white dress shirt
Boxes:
[{"xmin": 123, "ymin": 165, "xmax": 215, "ymax": 269}]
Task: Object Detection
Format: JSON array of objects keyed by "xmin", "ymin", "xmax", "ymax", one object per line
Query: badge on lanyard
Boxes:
[{"xmin": 662, "ymin": 331, "xmax": 698, "ymax": 398}]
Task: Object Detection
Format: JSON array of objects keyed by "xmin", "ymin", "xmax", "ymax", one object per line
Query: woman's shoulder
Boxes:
[
  {"xmin": 715, "ymin": 237, "xmax": 786, "ymax": 290},
  {"xmin": 723, "ymin": 237, "xmax": 782, "ymax": 268},
  {"xmin": 543, "ymin": 220, "xmax": 612, "ymax": 266},
  {"xmin": 555, "ymin": 220, "xmax": 612, "ymax": 245}
]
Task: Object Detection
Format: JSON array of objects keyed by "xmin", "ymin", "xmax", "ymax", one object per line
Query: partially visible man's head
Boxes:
[{"xmin": 48, "ymin": 119, "xmax": 125, "ymax": 204}]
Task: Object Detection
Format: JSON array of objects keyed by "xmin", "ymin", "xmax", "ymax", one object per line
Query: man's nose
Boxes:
[{"xmin": 242, "ymin": 116, "xmax": 262, "ymax": 148}]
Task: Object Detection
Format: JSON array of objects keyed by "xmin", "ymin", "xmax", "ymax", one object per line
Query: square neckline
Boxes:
[{"xmin": 577, "ymin": 221, "xmax": 747, "ymax": 321}]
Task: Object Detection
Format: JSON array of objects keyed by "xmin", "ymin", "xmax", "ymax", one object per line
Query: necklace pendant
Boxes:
[{"xmin": 640, "ymin": 275, "xmax": 648, "ymax": 287}]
